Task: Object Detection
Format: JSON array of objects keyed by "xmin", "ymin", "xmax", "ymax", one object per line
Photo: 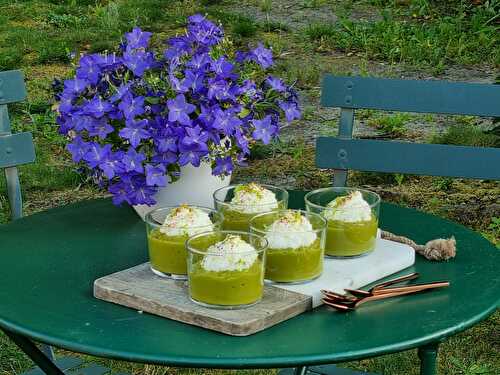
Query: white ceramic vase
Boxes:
[{"xmin": 133, "ymin": 162, "xmax": 231, "ymax": 220}]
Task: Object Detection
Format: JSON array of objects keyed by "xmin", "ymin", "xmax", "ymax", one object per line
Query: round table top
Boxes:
[{"xmin": 0, "ymin": 191, "xmax": 498, "ymax": 369}]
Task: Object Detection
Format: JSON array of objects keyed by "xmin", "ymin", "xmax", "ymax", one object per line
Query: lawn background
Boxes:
[{"xmin": 0, "ymin": 0, "xmax": 499, "ymax": 374}]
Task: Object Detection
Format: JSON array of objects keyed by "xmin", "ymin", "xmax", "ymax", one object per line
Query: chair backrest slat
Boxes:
[
  {"xmin": 321, "ymin": 75, "xmax": 500, "ymax": 117},
  {"xmin": 0, "ymin": 70, "xmax": 31, "ymax": 220},
  {"xmin": 318, "ymin": 75, "xmax": 500, "ymax": 184},
  {"xmin": 0, "ymin": 132, "xmax": 36, "ymax": 169},
  {"xmin": 0, "ymin": 105, "xmax": 11, "ymax": 133},
  {"xmin": 317, "ymin": 138, "xmax": 500, "ymax": 180},
  {"xmin": 0, "ymin": 70, "xmax": 27, "ymax": 106}
]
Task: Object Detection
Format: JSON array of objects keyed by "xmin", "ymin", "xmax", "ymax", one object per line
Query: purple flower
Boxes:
[
  {"xmin": 110, "ymin": 83, "xmax": 132, "ymax": 103},
  {"xmin": 156, "ymin": 137, "xmax": 178, "ymax": 153},
  {"xmin": 187, "ymin": 53, "xmax": 211, "ymax": 70},
  {"xmin": 234, "ymin": 129, "xmax": 250, "ymax": 154},
  {"xmin": 101, "ymin": 53, "xmax": 122, "ymax": 70},
  {"xmin": 239, "ymin": 80, "xmax": 259, "ymax": 99},
  {"xmin": 181, "ymin": 126, "xmax": 209, "ymax": 151},
  {"xmin": 119, "ymin": 119, "xmax": 150, "ymax": 148},
  {"xmin": 109, "ymin": 181, "xmax": 132, "ymax": 205},
  {"xmin": 207, "ymin": 79, "xmax": 234, "ymax": 101},
  {"xmin": 164, "ymin": 37, "xmax": 191, "ymax": 60},
  {"xmin": 183, "ymin": 69, "xmax": 205, "ymax": 93},
  {"xmin": 66, "ymin": 136, "xmax": 89, "ymax": 163},
  {"xmin": 187, "ymin": 16, "xmax": 223, "ymax": 46},
  {"xmin": 122, "ymin": 148, "xmax": 146, "ymax": 173},
  {"xmin": 83, "ymin": 96, "xmax": 112, "ymax": 118},
  {"xmin": 125, "ymin": 27, "xmax": 152, "ymax": 49},
  {"xmin": 58, "ymin": 94, "xmax": 74, "ymax": 114},
  {"xmin": 178, "ymin": 143, "xmax": 207, "ymax": 167},
  {"xmin": 152, "ymin": 151, "xmax": 177, "ymax": 165},
  {"xmin": 212, "ymin": 108, "xmax": 242, "ymax": 135},
  {"xmin": 76, "ymin": 55, "xmax": 102, "ymax": 85},
  {"xmin": 211, "ymin": 57, "xmax": 235, "ymax": 79},
  {"xmin": 188, "ymin": 14, "xmax": 206, "ymax": 24},
  {"xmin": 196, "ymin": 104, "xmax": 215, "ymax": 126},
  {"xmin": 169, "ymin": 73, "xmax": 188, "ymax": 93},
  {"xmin": 99, "ymin": 151, "xmax": 125, "ymax": 179},
  {"xmin": 235, "ymin": 51, "xmax": 249, "ymax": 63},
  {"xmin": 266, "ymin": 76, "xmax": 286, "ymax": 92},
  {"xmin": 69, "ymin": 115, "xmax": 95, "ymax": 132},
  {"xmin": 118, "ymin": 94, "xmax": 145, "ymax": 120},
  {"xmin": 145, "ymin": 164, "xmax": 167, "ymax": 186},
  {"xmin": 279, "ymin": 100, "xmax": 301, "ymax": 122},
  {"xmin": 167, "ymin": 94, "xmax": 196, "ymax": 125},
  {"xmin": 57, "ymin": 116, "xmax": 72, "ymax": 135},
  {"xmin": 63, "ymin": 79, "xmax": 89, "ymax": 96},
  {"xmin": 213, "ymin": 156, "xmax": 233, "ymax": 176},
  {"xmin": 132, "ymin": 183, "xmax": 157, "ymax": 205},
  {"xmin": 88, "ymin": 118, "xmax": 114, "ymax": 139},
  {"xmin": 83, "ymin": 143, "xmax": 112, "ymax": 168},
  {"xmin": 123, "ymin": 49, "xmax": 154, "ymax": 77},
  {"xmin": 252, "ymin": 115, "xmax": 278, "ymax": 144},
  {"xmin": 249, "ymin": 43, "xmax": 273, "ymax": 68}
]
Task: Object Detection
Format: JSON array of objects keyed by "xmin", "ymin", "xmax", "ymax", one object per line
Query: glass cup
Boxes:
[
  {"xmin": 305, "ymin": 187, "xmax": 380, "ymax": 258},
  {"xmin": 213, "ymin": 184, "xmax": 289, "ymax": 232},
  {"xmin": 145, "ymin": 206, "xmax": 223, "ymax": 279},
  {"xmin": 250, "ymin": 210, "xmax": 326, "ymax": 284},
  {"xmin": 186, "ymin": 230, "xmax": 268, "ymax": 309}
]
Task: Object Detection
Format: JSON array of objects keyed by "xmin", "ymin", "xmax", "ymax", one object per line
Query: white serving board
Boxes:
[{"xmin": 276, "ymin": 238, "xmax": 415, "ymax": 307}]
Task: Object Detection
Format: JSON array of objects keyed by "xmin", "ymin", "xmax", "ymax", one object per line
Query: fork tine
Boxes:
[
  {"xmin": 371, "ymin": 272, "xmax": 420, "ymax": 291},
  {"xmin": 322, "ymin": 299, "xmax": 353, "ymax": 311}
]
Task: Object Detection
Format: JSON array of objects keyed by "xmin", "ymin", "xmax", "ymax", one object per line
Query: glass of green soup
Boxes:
[
  {"xmin": 250, "ymin": 210, "xmax": 326, "ymax": 284},
  {"xmin": 186, "ymin": 230, "xmax": 268, "ymax": 309},
  {"xmin": 213, "ymin": 183, "xmax": 289, "ymax": 232},
  {"xmin": 145, "ymin": 206, "xmax": 223, "ymax": 279},
  {"xmin": 305, "ymin": 187, "xmax": 380, "ymax": 258}
]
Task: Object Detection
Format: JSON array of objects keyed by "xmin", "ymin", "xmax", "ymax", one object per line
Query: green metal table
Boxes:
[{"xmin": 0, "ymin": 191, "xmax": 499, "ymax": 375}]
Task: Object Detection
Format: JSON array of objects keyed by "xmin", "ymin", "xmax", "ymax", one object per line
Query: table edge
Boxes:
[{"xmin": 1, "ymin": 303, "xmax": 498, "ymax": 368}]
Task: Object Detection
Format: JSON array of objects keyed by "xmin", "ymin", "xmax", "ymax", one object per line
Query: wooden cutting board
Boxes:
[
  {"xmin": 94, "ymin": 239, "xmax": 415, "ymax": 336},
  {"xmin": 94, "ymin": 263, "xmax": 312, "ymax": 336}
]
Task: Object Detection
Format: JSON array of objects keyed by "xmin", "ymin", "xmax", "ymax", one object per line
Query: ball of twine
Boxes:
[{"xmin": 381, "ymin": 230, "xmax": 456, "ymax": 261}]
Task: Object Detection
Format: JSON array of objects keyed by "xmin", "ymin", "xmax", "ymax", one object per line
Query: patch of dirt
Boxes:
[
  {"xmin": 22, "ymin": 187, "xmax": 109, "ymax": 216},
  {"xmin": 235, "ymin": 0, "xmax": 338, "ymax": 28}
]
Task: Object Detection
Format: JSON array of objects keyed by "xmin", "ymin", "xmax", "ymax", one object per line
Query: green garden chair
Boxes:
[
  {"xmin": 0, "ymin": 70, "xmax": 35, "ymax": 221},
  {"xmin": 0, "ymin": 70, "xmax": 114, "ymax": 375},
  {"xmin": 285, "ymin": 75, "xmax": 500, "ymax": 375}
]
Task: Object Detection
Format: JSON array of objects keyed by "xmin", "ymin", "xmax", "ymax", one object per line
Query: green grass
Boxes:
[
  {"xmin": 0, "ymin": 0, "xmax": 499, "ymax": 373},
  {"xmin": 367, "ymin": 113, "xmax": 412, "ymax": 137},
  {"xmin": 305, "ymin": 1, "xmax": 500, "ymax": 68},
  {"xmin": 431, "ymin": 125, "xmax": 499, "ymax": 148}
]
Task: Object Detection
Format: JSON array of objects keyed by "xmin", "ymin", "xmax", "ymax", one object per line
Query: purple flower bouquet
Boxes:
[{"xmin": 55, "ymin": 14, "xmax": 301, "ymax": 206}]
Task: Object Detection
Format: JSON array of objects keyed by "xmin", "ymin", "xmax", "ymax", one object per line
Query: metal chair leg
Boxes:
[
  {"xmin": 294, "ymin": 366, "xmax": 308, "ymax": 375},
  {"xmin": 39, "ymin": 344, "xmax": 55, "ymax": 362},
  {"xmin": 278, "ymin": 365, "xmax": 378, "ymax": 375},
  {"xmin": 5, "ymin": 167, "xmax": 23, "ymax": 220},
  {"xmin": 418, "ymin": 342, "xmax": 439, "ymax": 375},
  {"xmin": 2, "ymin": 329, "xmax": 65, "ymax": 375}
]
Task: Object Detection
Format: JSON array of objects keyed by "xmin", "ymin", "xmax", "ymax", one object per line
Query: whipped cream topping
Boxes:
[
  {"xmin": 265, "ymin": 211, "xmax": 317, "ymax": 250},
  {"xmin": 201, "ymin": 235, "xmax": 258, "ymax": 272},
  {"xmin": 229, "ymin": 183, "xmax": 278, "ymax": 214},
  {"xmin": 322, "ymin": 191, "xmax": 372, "ymax": 222},
  {"xmin": 160, "ymin": 204, "xmax": 213, "ymax": 237}
]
